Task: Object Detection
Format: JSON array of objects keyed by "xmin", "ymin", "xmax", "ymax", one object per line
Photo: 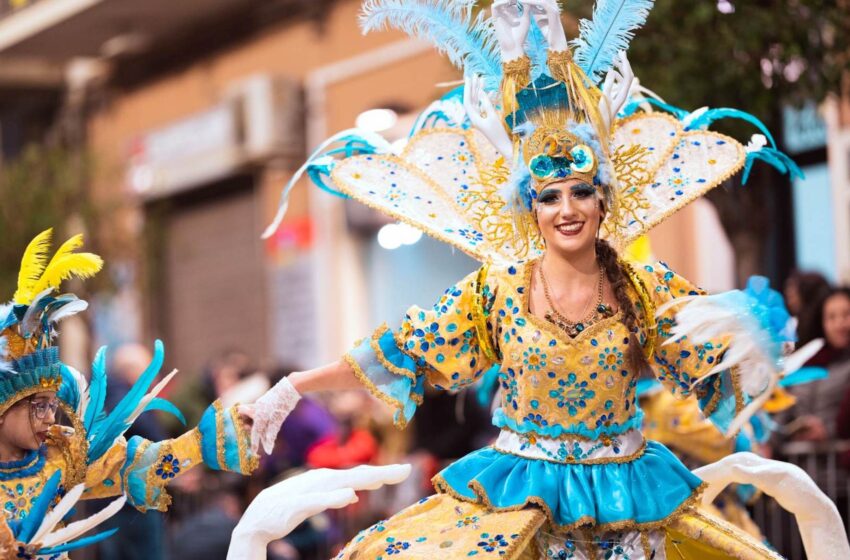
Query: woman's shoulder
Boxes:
[
  {"xmin": 620, "ymin": 260, "xmax": 703, "ymax": 302},
  {"xmin": 481, "ymin": 260, "xmax": 532, "ymax": 292}
]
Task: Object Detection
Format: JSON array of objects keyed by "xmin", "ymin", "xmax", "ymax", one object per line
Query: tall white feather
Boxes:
[
  {"xmin": 39, "ymin": 495, "xmax": 127, "ymax": 548},
  {"xmin": 657, "ymin": 295, "xmax": 775, "ymax": 397},
  {"xmin": 29, "ymin": 483, "xmax": 86, "ymax": 544},
  {"xmin": 127, "ymin": 369, "xmax": 179, "ymax": 425}
]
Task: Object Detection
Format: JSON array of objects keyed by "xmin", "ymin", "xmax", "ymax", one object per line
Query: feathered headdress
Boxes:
[
  {"xmin": 0, "ymin": 228, "xmax": 102, "ymax": 413},
  {"xmin": 264, "ymin": 0, "xmax": 802, "ymax": 261}
]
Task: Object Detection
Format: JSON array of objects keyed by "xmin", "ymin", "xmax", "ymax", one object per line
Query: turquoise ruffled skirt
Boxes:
[{"xmin": 434, "ymin": 440, "xmax": 702, "ymax": 530}]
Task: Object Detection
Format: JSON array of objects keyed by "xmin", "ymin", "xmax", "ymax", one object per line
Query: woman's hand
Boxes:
[
  {"xmin": 492, "ymin": 0, "xmax": 532, "ymax": 62},
  {"xmin": 245, "ymin": 377, "xmax": 302, "ymax": 455},
  {"xmin": 522, "ymin": 0, "xmax": 567, "ymax": 52}
]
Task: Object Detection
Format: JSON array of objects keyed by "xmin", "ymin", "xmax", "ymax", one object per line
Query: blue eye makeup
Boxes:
[
  {"xmin": 538, "ymin": 188, "xmax": 561, "ymax": 204},
  {"xmin": 571, "ymin": 183, "xmax": 596, "ymax": 198}
]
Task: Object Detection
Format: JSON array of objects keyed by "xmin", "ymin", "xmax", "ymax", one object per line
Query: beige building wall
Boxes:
[
  {"xmin": 86, "ymin": 0, "xmax": 459, "ymax": 369},
  {"xmin": 85, "ymin": 0, "xmax": 730, "ymax": 369}
]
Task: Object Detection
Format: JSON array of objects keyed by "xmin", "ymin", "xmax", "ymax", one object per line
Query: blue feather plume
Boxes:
[
  {"xmin": 571, "ymin": 0, "xmax": 655, "ymax": 83},
  {"xmin": 145, "ymin": 397, "xmax": 187, "ymax": 426},
  {"xmin": 58, "ymin": 364, "xmax": 81, "ymax": 412},
  {"xmin": 39, "ymin": 529, "xmax": 120, "ymax": 556},
  {"xmin": 84, "ymin": 346, "xmax": 108, "ymax": 433},
  {"xmin": 87, "ymin": 340, "xmax": 166, "ymax": 462},
  {"xmin": 524, "ymin": 18, "xmax": 548, "ymax": 78},
  {"xmin": 263, "ymin": 129, "xmax": 394, "ymax": 239},
  {"xmin": 743, "ymin": 147, "xmax": 804, "ymax": 184},
  {"xmin": 360, "ymin": 0, "xmax": 502, "ymax": 90},
  {"xmin": 620, "ymin": 96, "xmax": 689, "ymax": 120},
  {"xmin": 16, "ymin": 470, "xmax": 62, "ymax": 543},
  {"xmin": 685, "ymin": 107, "xmax": 778, "ymax": 148}
]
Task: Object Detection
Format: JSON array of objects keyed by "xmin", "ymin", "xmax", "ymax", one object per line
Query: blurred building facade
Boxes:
[{"xmin": 0, "ymin": 0, "xmax": 842, "ymax": 378}]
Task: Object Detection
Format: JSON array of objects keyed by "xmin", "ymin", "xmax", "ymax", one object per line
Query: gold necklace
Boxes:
[{"xmin": 539, "ymin": 262, "xmax": 613, "ymax": 337}]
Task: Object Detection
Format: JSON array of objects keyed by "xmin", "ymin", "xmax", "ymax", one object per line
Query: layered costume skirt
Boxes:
[{"xmin": 334, "ymin": 430, "xmax": 780, "ymax": 559}]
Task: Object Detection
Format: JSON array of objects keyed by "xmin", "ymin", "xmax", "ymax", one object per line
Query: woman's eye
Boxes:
[
  {"xmin": 571, "ymin": 187, "xmax": 595, "ymax": 199},
  {"xmin": 538, "ymin": 193, "xmax": 560, "ymax": 204}
]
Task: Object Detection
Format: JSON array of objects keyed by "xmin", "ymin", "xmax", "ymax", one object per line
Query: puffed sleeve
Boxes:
[
  {"xmin": 344, "ymin": 265, "xmax": 498, "ymax": 428},
  {"xmin": 637, "ymin": 262, "xmax": 744, "ymax": 432},
  {"xmin": 82, "ymin": 400, "xmax": 257, "ymax": 512}
]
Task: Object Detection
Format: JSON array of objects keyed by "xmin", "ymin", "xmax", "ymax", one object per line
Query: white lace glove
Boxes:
[
  {"xmin": 227, "ymin": 464, "xmax": 411, "ymax": 560},
  {"xmin": 247, "ymin": 377, "xmax": 301, "ymax": 455}
]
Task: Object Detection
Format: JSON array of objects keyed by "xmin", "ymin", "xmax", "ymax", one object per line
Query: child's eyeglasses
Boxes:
[{"xmin": 29, "ymin": 399, "xmax": 60, "ymax": 420}]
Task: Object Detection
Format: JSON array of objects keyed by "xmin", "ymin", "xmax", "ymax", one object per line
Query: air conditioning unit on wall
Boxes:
[{"xmin": 226, "ymin": 74, "xmax": 305, "ymax": 162}]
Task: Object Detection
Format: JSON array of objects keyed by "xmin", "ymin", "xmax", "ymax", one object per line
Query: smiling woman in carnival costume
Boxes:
[
  {"xmin": 0, "ymin": 229, "xmax": 258, "ymax": 559},
  {"xmin": 250, "ymin": 1, "xmax": 848, "ymax": 558}
]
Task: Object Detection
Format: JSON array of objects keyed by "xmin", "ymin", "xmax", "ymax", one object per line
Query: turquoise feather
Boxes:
[
  {"xmin": 58, "ymin": 364, "xmax": 81, "ymax": 413},
  {"xmin": 572, "ymin": 0, "xmax": 655, "ymax": 83},
  {"xmin": 84, "ymin": 346, "xmax": 108, "ymax": 433},
  {"xmin": 360, "ymin": 0, "xmax": 501, "ymax": 90},
  {"xmin": 779, "ymin": 366, "xmax": 828, "ymax": 387},
  {"xmin": 145, "ymin": 397, "xmax": 187, "ymax": 426},
  {"xmin": 86, "ymin": 340, "xmax": 165, "ymax": 462},
  {"xmin": 685, "ymin": 107, "xmax": 778, "ymax": 147},
  {"xmin": 743, "ymin": 148, "xmax": 804, "ymax": 184},
  {"xmin": 17, "ymin": 470, "xmax": 62, "ymax": 542},
  {"xmin": 39, "ymin": 528, "xmax": 120, "ymax": 555}
]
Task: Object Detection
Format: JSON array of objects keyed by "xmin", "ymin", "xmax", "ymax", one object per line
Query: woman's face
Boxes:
[
  {"xmin": 535, "ymin": 180, "xmax": 603, "ymax": 256},
  {"xmin": 0, "ymin": 392, "xmax": 57, "ymax": 452},
  {"xmin": 823, "ymin": 293, "xmax": 850, "ymax": 350}
]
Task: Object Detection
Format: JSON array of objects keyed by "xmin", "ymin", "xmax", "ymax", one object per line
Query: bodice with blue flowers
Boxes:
[{"xmin": 346, "ymin": 259, "xmax": 738, "ymax": 438}]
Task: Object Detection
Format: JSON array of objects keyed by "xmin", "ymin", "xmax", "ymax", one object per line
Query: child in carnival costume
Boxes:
[
  {"xmin": 249, "ymin": 1, "xmax": 848, "ymax": 558},
  {"xmin": 0, "ymin": 229, "xmax": 257, "ymax": 558}
]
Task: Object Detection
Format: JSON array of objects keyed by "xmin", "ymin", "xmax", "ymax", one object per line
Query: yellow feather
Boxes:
[
  {"xmin": 48, "ymin": 234, "xmax": 84, "ymax": 263},
  {"xmin": 13, "ymin": 228, "xmax": 53, "ymax": 305},
  {"xmin": 31, "ymin": 253, "xmax": 103, "ymax": 295}
]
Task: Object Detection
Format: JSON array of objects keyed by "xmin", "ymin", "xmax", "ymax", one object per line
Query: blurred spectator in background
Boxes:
[
  {"xmin": 252, "ymin": 366, "xmax": 342, "ymax": 560},
  {"xmin": 96, "ymin": 343, "xmax": 167, "ymax": 560},
  {"xmin": 785, "ymin": 288, "xmax": 850, "ymax": 442},
  {"xmin": 785, "ymin": 270, "xmax": 831, "ymax": 322},
  {"xmin": 168, "ymin": 472, "xmax": 295, "ymax": 560},
  {"xmin": 167, "ymin": 348, "xmax": 253, "ymax": 431}
]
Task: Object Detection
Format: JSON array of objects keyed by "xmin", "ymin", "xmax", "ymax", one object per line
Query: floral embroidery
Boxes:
[
  {"xmin": 456, "ymin": 515, "xmax": 480, "ymax": 528},
  {"xmin": 497, "ymin": 297, "xmax": 527, "ymax": 343},
  {"xmin": 476, "ymin": 532, "xmax": 511, "ymax": 553},
  {"xmin": 2, "ymin": 480, "xmax": 42, "ymax": 521},
  {"xmin": 522, "ymin": 347, "xmax": 547, "ymax": 371},
  {"xmin": 413, "ymin": 322, "xmax": 446, "ymax": 353},
  {"xmin": 598, "ymin": 347, "xmax": 624, "ymax": 371},
  {"xmin": 548, "ymin": 373, "xmax": 595, "ymax": 416},
  {"xmin": 499, "ymin": 368, "xmax": 520, "ymax": 411},
  {"xmin": 156, "ymin": 454, "xmax": 181, "ymax": 480},
  {"xmin": 384, "ymin": 537, "xmax": 410, "ymax": 555}
]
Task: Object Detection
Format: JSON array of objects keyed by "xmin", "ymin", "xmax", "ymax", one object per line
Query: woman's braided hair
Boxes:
[{"xmin": 595, "ymin": 238, "xmax": 650, "ymax": 373}]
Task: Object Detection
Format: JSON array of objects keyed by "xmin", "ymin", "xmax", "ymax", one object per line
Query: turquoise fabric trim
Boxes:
[
  {"xmin": 347, "ymin": 332, "xmax": 424, "ymax": 426},
  {"xmin": 1, "ymin": 347, "xmax": 62, "ymax": 411},
  {"xmin": 198, "ymin": 404, "xmax": 220, "ymax": 470},
  {"xmin": 123, "ymin": 437, "xmax": 163, "ymax": 508},
  {"xmin": 222, "ymin": 408, "xmax": 241, "ymax": 471},
  {"xmin": 438, "ymin": 441, "xmax": 701, "ymax": 529},
  {"xmin": 0, "ymin": 448, "xmax": 45, "ymax": 480},
  {"xmin": 697, "ymin": 370, "xmax": 748, "ymax": 434},
  {"xmin": 492, "ymin": 408, "xmax": 644, "ymax": 440}
]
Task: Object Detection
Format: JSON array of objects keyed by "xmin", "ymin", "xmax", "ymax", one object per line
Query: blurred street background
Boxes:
[{"xmin": 0, "ymin": 0, "xmax": 847, "ymax": 558}]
